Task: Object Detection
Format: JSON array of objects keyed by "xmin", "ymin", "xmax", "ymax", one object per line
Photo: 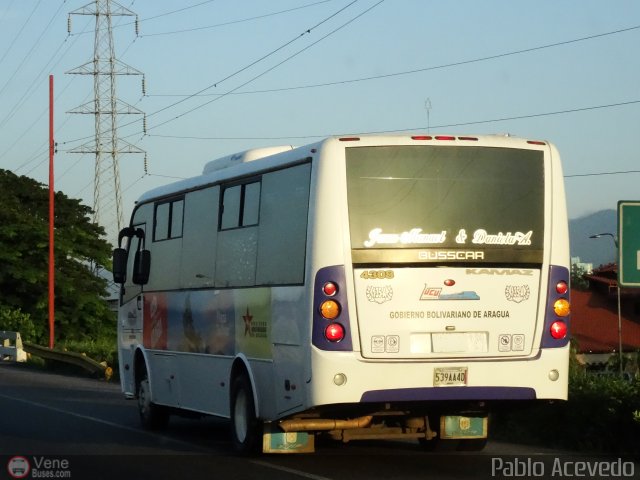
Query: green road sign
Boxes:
[{"xmin": 618, "ymin": 200, "xmax": 640, "ymax": 288}]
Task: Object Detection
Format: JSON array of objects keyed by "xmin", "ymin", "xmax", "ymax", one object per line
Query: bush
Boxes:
[
  {"xmin": 59, "ymin": 335, "xmax": 118, "ymax": 369},
  {"xmin": 492, "ymin": 371, "xmax": 640, "ymax": 454},
  {"xmin": 0, "ymin": 306, "xmax": 38, "ymax": 342}
]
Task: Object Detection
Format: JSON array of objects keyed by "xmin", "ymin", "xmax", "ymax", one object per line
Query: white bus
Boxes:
[{"xmin": 113, "ymin": 134, "xmax": 571, "ymax": 454}]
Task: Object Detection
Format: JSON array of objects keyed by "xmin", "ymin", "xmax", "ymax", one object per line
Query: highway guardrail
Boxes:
[
  {"xmin": 0, "ymin": 331, "xmax": 27, "ymax": 362},
  {"xmin": 22, "ymin": 342, "xmax": 113, "ymax": 380}
]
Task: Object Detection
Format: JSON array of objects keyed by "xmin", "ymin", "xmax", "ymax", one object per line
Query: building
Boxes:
[{"xmin": 571, "ymin": 263, "xmax": 640, "ymax": 376}]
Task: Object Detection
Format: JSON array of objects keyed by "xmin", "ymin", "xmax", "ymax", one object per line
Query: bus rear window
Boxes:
[{"xmin": 346, "ymin": 145, "xmax": 544, "ymax": 256}]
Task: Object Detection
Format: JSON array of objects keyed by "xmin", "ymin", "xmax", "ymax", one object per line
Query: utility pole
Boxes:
[
  {"xmin": 49, "ymin": 75, "xmax": 55, "ymax": 349},
  {"xmin": 66, "ymin": 0, "xmax": 146, "ymax": 243}
]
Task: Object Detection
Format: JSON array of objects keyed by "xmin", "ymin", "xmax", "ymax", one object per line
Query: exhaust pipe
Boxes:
[{"xmin": 279, "ymin": 415, "xmax": 374, "ymax": 432}]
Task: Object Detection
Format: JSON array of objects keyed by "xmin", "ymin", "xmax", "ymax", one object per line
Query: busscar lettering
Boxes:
[{"xmin": 418, "ymin": 251, "xmax": 484, "ymax": 261}]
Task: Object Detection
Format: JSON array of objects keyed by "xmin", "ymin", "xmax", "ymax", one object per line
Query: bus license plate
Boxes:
[{"xmin": 433, "ymin": 367, "xmax": 467, "ymax": 387}]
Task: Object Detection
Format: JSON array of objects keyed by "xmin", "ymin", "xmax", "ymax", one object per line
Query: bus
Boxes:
[{"xmin": 112, "ymin": 134, "xmax": 571, "ymax": 454}]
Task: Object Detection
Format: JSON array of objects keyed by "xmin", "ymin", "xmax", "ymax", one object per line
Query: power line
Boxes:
[
  {"xmin": 61, "ymin": 0, "xmax": 365, "ymax": 148},
  {"xmin": 144, "ymin": 0, "xmax": 384, "ymax": 136},
  {"xmin": 0, "ymin": 0, "xmax": 53, "ymax": 99},
  {"xmin": 140, "ymin": 0, "xmax": 334, "ymax": 37},
  {"xmin": 146, "ymin": 24, "xmax": 640, "ymax": 98},
  {"xmin": 144, "ymin": 0, "xmax": 359, "ymax": 121},
  {"xmin": 59, "ymin": 17, "xmax": 637, "ymax": 150},
  {"xmin": 0, "ymin": 0, "xmax": 42, "ymax": 71},
  {"xmin": 565, "ymin": 170, "xmax": 640, "ymax": 179},
  {"xmin": 146, "ymin": 99, "xmax": 640, "ymax": 141},
  {"xmin": 140, "ymin": 0, "xmax": 217, "ymax": 23}
]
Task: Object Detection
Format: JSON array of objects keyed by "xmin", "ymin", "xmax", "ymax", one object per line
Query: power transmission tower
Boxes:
[{"xmin": 66, "ymin": 0, "xmax": 146, "ymax": 243}]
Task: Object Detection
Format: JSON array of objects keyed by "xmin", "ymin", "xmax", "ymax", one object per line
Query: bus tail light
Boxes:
[
  {"xmin": 320, "ymin": 300, "xmax": 340, "ymax": 320},
  {"xmin": 312, "ymin": 266, "xmax": 353, "ymax": 351},
  {"xmin": 553, "ymin": 298, "xmax": 570, "ymax": 317},
  {"xmin": 325, "ymin": 323, "xmax": 345, "ymax": 342},
  {"xmin": 550, "ymin": 321, "xmax": 568, "ymax": 340},
  {"xmin": 322, "ymin": 282, "xmax": 338, "ymax": 296},
  {"xmin": 541, "ymin": 265, "xmax": 571, "ymax": 348},
  {"xmin": 411, "ymin": 135, "xmax": 433, "ymax": 141},
  {"xmin": 556, "ymin": 281, "xmax": 568, "ymax": 295}
]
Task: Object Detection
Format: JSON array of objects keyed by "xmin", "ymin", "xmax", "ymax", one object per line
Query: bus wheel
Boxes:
[
  {"xmin": 137, "ymin": 375, "xmax": 169, "ymax": 430},
  {"xmin": 230, "ymin": 374, "xmax": 262, "ymax": 455}
]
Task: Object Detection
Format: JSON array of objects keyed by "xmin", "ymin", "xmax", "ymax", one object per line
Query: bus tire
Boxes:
[
  {"xmin": 137, "ymin": 374, "xmax": 169, "ymax": 430},
  {"xmin": 230, "ymin": 373, "xmax": 262, "ymax": 455}
]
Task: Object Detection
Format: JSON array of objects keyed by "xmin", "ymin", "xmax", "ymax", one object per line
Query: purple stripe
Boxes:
[{"xmin": 361, "ymin": 386, "xmax": 536, "ymax": 403}]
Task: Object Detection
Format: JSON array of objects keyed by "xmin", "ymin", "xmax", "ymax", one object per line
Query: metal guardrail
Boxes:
[
  {"xmin": 0, "ymin": 331, "xmax": 27, "ymax": 362},
  {"xmin": 22, "ymin": 342, "xmax": 113, "ymax": 380}
]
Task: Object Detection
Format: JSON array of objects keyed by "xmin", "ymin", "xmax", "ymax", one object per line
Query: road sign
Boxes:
[{"xmin": 617, "ymin": 200, "xmax": 640, "ymax": 287}]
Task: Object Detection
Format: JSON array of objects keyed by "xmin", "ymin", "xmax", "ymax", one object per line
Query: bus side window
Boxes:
[
  {"xmin": 256, "ymin": 163, "xmax": 311, "ymax": 286},
  {"xmin": 220, "ymin": 181, "xmax": 261, "ymax": 230}
]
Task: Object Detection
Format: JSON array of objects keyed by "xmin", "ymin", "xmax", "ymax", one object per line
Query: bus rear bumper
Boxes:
[{"xmin": 309, "ymin": 345, "xmax": 569, "ymax": 407}]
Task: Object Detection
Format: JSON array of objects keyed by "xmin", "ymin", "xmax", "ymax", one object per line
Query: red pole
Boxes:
[{"xmin": 49, "ymin": 74, "xmax": 55, "ymax": 349}]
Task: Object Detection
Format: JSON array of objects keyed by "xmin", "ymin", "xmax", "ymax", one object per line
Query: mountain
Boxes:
[{"xmin": 569, "ymin": 209, "xmax": 617, "ymax": 268}]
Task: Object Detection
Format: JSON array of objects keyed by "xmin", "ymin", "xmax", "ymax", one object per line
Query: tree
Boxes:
[
  {"xmin": 0, "ymin": 169, "xmax": 114, "ymax": 343},
  {"xmin": 570, "ymin": 263, "xmax": 590, "ymax": 291}
]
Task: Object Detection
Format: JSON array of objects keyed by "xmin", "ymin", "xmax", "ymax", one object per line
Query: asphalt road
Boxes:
[{"xmin": 0, "ymin": 362, "xmax": 635, "ymax": 480}]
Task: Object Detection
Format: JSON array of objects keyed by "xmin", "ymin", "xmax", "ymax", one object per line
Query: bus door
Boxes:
[{"xmin": 117, "ymin": 223, "xmax": 147, "ymax": 396}]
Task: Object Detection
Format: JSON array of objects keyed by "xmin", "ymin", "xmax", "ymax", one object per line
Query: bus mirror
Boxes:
[
  {"xmin": 132, "ymin": 249, "xmax": 151, "ymax": 285},
  {"xmin": 113, "ymin": 248, "xmax": 128, "ymax": 284}
]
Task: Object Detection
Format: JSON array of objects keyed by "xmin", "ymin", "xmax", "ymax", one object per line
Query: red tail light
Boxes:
[
  {"xmin": 550, "ymin": 321, "xmax": 568, "ymax": 340},
  {"xmin": 325, "ymin": 323, "xmax": 345, "ymax": 342},
  {"xmin": 556, "ymin": 281, "xmax": 568, "ymax": 295},
  {"xmin": 411, "ymin": 135, "xmax": 433, "ymax": 141},
  {"xmin": 323, "ymin": 282, "xmax": 338, "ymax": 296}
]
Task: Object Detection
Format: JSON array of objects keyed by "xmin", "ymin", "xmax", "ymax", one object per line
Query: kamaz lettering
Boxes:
[
  {"xmin": 418, "ymin": 251, "xmax": 484, "ymax": 261},
  {"xmin": 465, "ymin": 268, "xmax": 534, "ymax": 276}
]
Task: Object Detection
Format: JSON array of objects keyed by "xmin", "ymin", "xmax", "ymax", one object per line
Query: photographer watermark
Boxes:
[
  {"xmin": 492, "ymin": 457, "xmax": 635, "ymax": 478},
  {"xmin": 7, "ymin": 456, "xmax": 72, "ymax": 479}
]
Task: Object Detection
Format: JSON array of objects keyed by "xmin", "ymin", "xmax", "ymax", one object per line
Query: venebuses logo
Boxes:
[
  {"xmin": 6, "ymin": 456, "xmax": 72, "ymax": 479},
  {"xmin": 7, "ymin": 456, "xmax": 30, "ymax": 479}
]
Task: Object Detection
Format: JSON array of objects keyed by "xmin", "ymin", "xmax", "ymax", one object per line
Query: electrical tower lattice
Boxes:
[{"xmin": 66, "ymin": 0, "xmax": 146, "ymax": 243}]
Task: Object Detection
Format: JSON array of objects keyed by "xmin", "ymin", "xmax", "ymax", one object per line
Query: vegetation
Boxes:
[
  {"xmin": 570, "ymin": 263, "xmax": 589, "ymax": 290},
  {"xmin": 0, "ymin": 169, "xmax": 115, "ymax": 347},
  {"xmin": 492, "ymin": 346, "xmax": 640, "ymax": 454}
]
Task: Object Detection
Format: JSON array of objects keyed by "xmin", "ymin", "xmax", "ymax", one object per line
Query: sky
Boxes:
[{"xmin": 0, "ymin": 0, "xmax": 638, "ymax": 244}]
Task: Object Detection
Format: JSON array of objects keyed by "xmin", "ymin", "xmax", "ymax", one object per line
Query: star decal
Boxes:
[{"xmin": 243, "ymin": 307, "xmax": 253, "ymax": 336}]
